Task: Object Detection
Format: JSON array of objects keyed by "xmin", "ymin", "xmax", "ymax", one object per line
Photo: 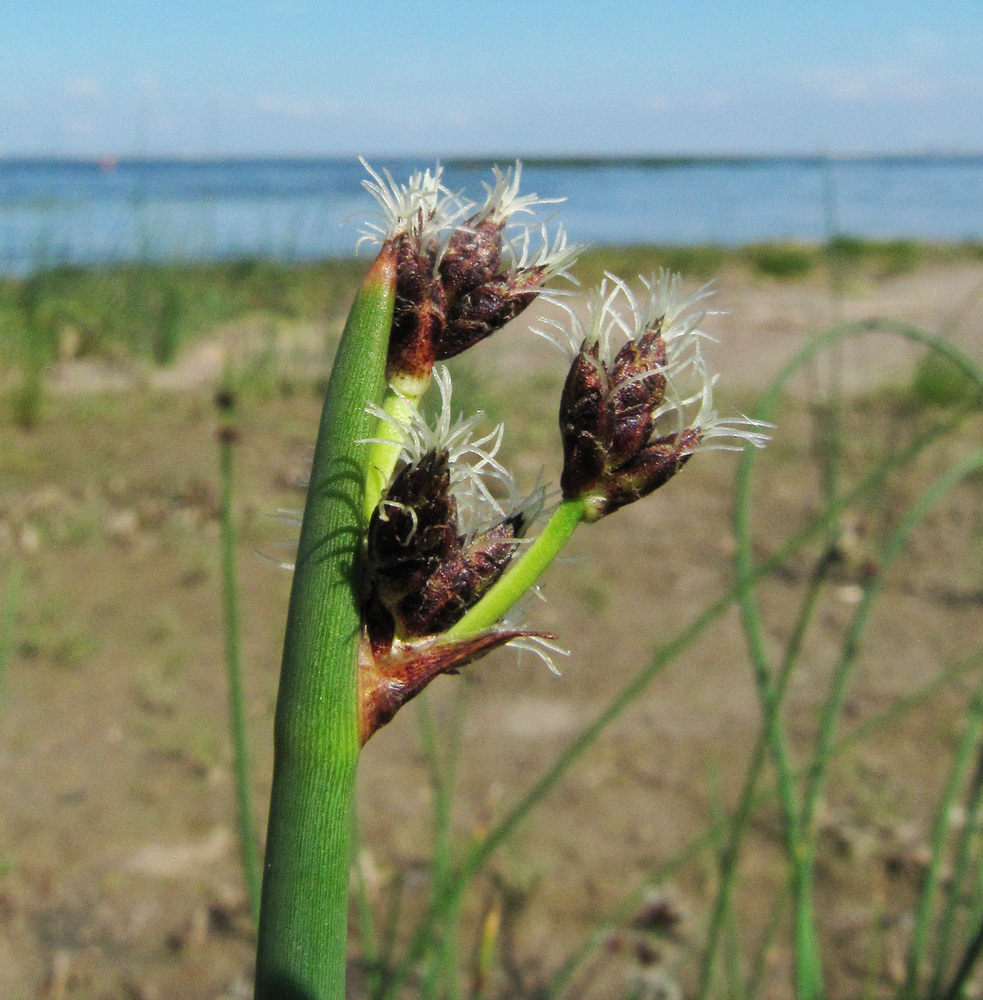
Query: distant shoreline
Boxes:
[
  {"xmin": 4, "ymin": 157, "xmax": 980, "ymax": 274},
  {"xmin": 2, "ymin": 152, "xmax": 983, "ymax": 169},
  {"xmin": 3, "ymin": 237, "xmax": 981, "ymax": 281}
]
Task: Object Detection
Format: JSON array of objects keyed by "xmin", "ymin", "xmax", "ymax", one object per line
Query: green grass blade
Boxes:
[
  {"xmin": 902, "ymin": 650, "xmax": 983, "ymax": 992},
  {"xmin": 381, "ymin": 407, "xmax": 969, "ymax": 1000},
  {"xmin": 0, "ymin": 562, "xmax": 22, "ymax": 713},
  {"xmin": 549, "ymin": 645, "xmax": 983, "ymax": 1000},
  {"xmin": 216, "ymin": 394, "xmax": 263, "ymax": 926},
  {"xmin": 927, "ymin": 745, "xmax": 983, "ymax": 997}
]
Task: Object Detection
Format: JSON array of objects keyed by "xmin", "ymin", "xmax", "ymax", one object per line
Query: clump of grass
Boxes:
[
  {"xmin": 747, "ymin": 243, "xmax": 818, "ymax": 280},
  {"xmin": 911, "ymin": 351, "xmax": 983, "ymax": 408},
  {"xmin": 825, "ymin": 236, "xmax": 928, "ymax": 279},
  {"xmin": 0, "ymin": 257, "xmax": 369, "ymax": 426},
  {"xmin": 573, "ymin": 245, "xmax": 727, "ymax": 286}
]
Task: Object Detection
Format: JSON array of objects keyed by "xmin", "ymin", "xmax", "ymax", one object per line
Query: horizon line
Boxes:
[{"xmin": 2, "ymin": 150, "xmax": 983, "ymax": 167}]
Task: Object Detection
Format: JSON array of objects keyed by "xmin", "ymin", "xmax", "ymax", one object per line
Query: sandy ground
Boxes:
[{"xmin": 1, "ymin": 261, "xmax": 982, "ymax": 999}]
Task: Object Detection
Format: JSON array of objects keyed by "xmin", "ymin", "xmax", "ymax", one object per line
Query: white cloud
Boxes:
[
  {"xmin": 801, "ymin": 61, "xmax": 983, "ymax": 104},
  {"xmin": 265, "ymin": 1, "xmax": 306, "ymax": 13},
  {"xmin": 255, "ymin": 94, "xmax": 340, "ymax": 120},
  {"xmin": 899, "ymin": 27, "xmax": 948, "ymax": 57},
  {"xmin": 132, "ymin": 72, "xmax": 163, "ymax": 96},
  {"xmin": 63, "ymin": 77, "xmax": 102, "ymax": 101}
]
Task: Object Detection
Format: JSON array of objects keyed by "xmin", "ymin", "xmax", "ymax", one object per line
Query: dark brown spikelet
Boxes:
[
  {"xmin": 601, "ymin": 429, "xmax": 699, "ymax": 517},
  {"xmin": 606, "ymin": 323, "xmax": 667, "ymax": 468},
  {"xmin": 394, "ymin": 513, "xmax": 524, "ymax": 636},
  {"xmin": 438, "ymin": 267, "xmax": 548, "ymax": 360},
  {"xmin": 558, "ymin": 312, "xmax": 702, "ymax": 519},
  {"xmin": 386, "ymin": 229, "xmax": 446, "ymax": 382},
  {"xmin": 558, "ymin": 341, "xmax": 611, "ymax": 499},
  {"xmin": 366, "ymin": 450, "xmax": 457, "ymax": 617},
  {"xmin": 438, "ymin": 216, "xmax": 504, "ymax": 299}
]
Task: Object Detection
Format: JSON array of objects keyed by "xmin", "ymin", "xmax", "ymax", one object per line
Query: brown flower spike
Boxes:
[
  {"xmin": 358, "ymin": 160, "xmax": 578, "ymax": 388},
  {"xmin": 357, "ymin": 367, "xmax": 555, "ymax": 742},
  {"xmin": 549, "ymin": 273, "xmax": 772, "ymax": 521}
]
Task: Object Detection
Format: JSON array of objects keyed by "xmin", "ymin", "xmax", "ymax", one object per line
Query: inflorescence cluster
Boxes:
[{"xmin": 322, "ymin": 162, "xmax": 769, "ymax": 741}]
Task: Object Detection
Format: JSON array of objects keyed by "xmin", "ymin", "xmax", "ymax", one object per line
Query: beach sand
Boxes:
[{"xmin": 1, "ymin": 258, "xmax": 981, "ymax": 999}]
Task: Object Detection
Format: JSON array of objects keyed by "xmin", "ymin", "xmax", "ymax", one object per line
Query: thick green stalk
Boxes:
[{"xmin": 254, "ymin": 247, "xmax": 397, "ymax": 1000}]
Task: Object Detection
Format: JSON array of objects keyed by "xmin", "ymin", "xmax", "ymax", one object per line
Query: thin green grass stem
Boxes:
[
  {"xmin": 927, "ymin": 738, "xmax": 983, "ymax": 997},
  {"xmin": 445, "ymin": 498, "xmax": 587, "ymax": 641},
  {"xmin": 0, "ymin": 561, "xmax": 22, "ymax": 712},
  {"xmin": 732, "ymin": 319, "xmax": 983, "ymax": 1000},
  {"xmin": 800, "ymin": 451, "xmax": 983, "ymax": 1000},
  {"xmin": 417, "ymin": 689, "xmax": 469, "ymax": 1000},
  {"xmin": 942, "ymin": 919, "xmax": 983, "ymax": 1000},
  {"xmin": 551, "ymin": 645, "xmax": 983, "ymax": 1000},
  {"xmin": 380, "ymin": 393, "xmax": 979, "ymax": 1000},
  {"xmin": 695, "ymin": 556, "xmax": 831, "ymax": 1000},
  {"xmin": 902, "ymin": 627, "xmax": 983, "ymax": 994},
  {"xmin": 706, "ymin": 770, "xmax": 746, "ymax": 1000},
  {"xmin": 962, "ymin": 833, "xmax": 983, "ymax": 957},
  {"xmin": 747, "ymin": 883, "xmax": 792, "ymax": 1000},
  {"xmin": 216, "ymin": 406, "xmax": 263, "ymax": 926},
  {"xmin": 254, "ymin": 247, "xmax": 396, "ymax": 1000}
]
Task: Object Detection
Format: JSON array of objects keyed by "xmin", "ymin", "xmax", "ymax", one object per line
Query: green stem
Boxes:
[
  {"xmin": 905, "ymin": 682, "xmax": 983, "ymax": 999},
  {"xmin": 445, "ymin": 497, "xmax": 587, "ymax": 640},
  {"xmin": 364, "ymin": 381, "xmax": 428, "ymax": 522},
  {"xmin": 417, "ymin": 690, "xmax": 468, "ymax": 1000},
  {"xmin": 695, "ymin": 556, "xmax": 830, "ymax": 1000},
  {"xmin": 0, "ymin": 561, "xmax": 22, "ymax": 713},
  {"xmin": 928, "ymin": 748, "xmax": 983, "ymax": 997},
  {"xmin": 254, "ymin": 247, "xmax": 397, "ymax": 1000},
  {"xmin": 217, "ymin": 409, "xmax": 263, "ymax": 926}
]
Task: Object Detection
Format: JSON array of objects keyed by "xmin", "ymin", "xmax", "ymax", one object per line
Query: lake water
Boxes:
[{"xmin": 1, "ymin": 156, "xmax": 982, "ymax": 275}]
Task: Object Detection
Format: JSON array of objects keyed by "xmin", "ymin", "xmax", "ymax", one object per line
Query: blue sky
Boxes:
[{"xmin": 2, "ymin": 0, "xmax": 981, "ymax": 157}]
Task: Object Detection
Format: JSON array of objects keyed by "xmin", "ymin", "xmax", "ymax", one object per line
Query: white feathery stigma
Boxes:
[
  {"xmin": 504, "ymin": 633, "xmax": 570, "ymax": 676},
  {"xmin": 363, "ymin": 366, "xmax": 539, "ymax": 532},
  {"xmin": 474, "ymin": 161, "xmax": 564, "ymax": 226},
  {"xmin": 536, "ymin": 270, "xmax": 772, "ymax": 453},
  {"xmin": 356, "ymin": 158, "xmax": 470, "ymax": 250},
  {"xmin": 503, "ymin": 222, "xmax": 582, "ymax": 285},
  {"xmin": 680, "ymin": 365, "xmax": 774, "ymax": 453},
  {"xmin": 534, "ymin": 270, "xmax": 711, "ymax": 363}
]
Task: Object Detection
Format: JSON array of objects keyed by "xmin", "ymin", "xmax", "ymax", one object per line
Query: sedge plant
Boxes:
[{"xmin": 253, "ymin": 162, "xmax": 770, "ymax": 1000}]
